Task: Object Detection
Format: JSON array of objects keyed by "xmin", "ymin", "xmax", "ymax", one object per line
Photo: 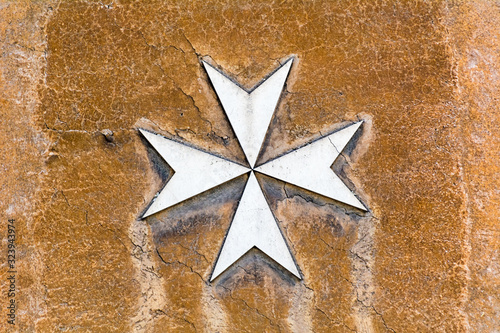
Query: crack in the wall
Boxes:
[
  {"xmin": 280, "ymin": 182, "xmax": 365, "ymax": 218},
  {"xmin": 156, "ymin": 249, "xmax": 208, "ymax": 285},
  {"xmin": 153, "ymin": 62, "xmax": 231, "ymax": 147},
  {"xmin": 218, "ymin": 284, "xmax": 284, "ymax": 332},
  {"xmin": 315, "ymin": 307, "xmax": 357, "ymax": 332}
]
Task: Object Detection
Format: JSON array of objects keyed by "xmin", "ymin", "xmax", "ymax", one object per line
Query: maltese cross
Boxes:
[{"xmin": 140, "ymin": 57, "xmax": 366, "ymax": 281}]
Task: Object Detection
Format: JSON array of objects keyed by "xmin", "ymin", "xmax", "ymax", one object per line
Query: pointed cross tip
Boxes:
[
  {"xmin": 138, "ymin": 128, "xmax": 155, "ymax": 138},
  {"xmin": 141, "ymin": 200, "xmax": 162, "ymax": 219},
  {"xmin": 277, "ymin": 57, "xmax": 294, "ymax": 73},
  {"xmin": 352, "ymin": 120, "xmax": 364, "ymax": 128},
  {"xmin": 252, "ymin": 244, "xmax": 302, "ymax": 280},
  {"xmin": 337, "ymin": 120, "xmax": 363, "ymax": 136},
  {"xmin": 356, "ymin": 202, "xmax": 368, "ymax": 212},
  {"xmin": 201, "ymin": 59, "xmax": 225, "ymax": 73},
  {"xmin": 210, "ymin": 264, "xmax": 227, "ymax": 282},
  {"xmin": 288, "ymin": 266, "xmax": 302, "ymax": 280},
  {"xmin": 283, "ymin": 56, "xmax": 294, "ymax": 65},
  {"xmin": 141, "ymin": 208, "xmax": 154, "ymax": 219},
  {"xmin": 138, "ymin": 129, "xmax": 161, "ymax": 145}
]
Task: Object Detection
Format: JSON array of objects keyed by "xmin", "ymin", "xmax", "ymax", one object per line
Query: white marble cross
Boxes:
[{"xmin": 140, "ymin": 57, "xmax": 366, "ymax": 281}]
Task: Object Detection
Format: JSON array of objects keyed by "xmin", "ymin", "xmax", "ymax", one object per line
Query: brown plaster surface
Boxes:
[{"xmin": 0, "ymin": 0, "xmax": 498, "ymax": 332}]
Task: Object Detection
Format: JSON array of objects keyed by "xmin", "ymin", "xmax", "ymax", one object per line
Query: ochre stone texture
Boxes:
[{"xmin": 1, "ymin": 1, "xmax": 499, "ymax": 332}]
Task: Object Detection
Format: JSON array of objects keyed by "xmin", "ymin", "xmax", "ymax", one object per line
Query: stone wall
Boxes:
[{"xmin": 0, "ymin": 1, "xmax": 498, "ymax": 332}]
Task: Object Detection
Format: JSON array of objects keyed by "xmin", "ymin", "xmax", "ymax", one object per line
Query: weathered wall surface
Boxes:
[{"xmin": 0, "ymin": 1, "xmax": 498, "ymax": 332}]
